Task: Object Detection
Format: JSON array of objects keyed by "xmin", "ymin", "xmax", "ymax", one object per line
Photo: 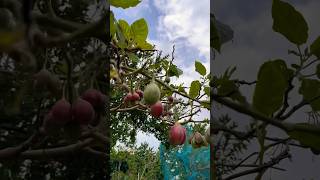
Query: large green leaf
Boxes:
[
  {"xmin": 110, "ymin": 12, "xmax": 116, "ymax": 38},
  {"xmin": 288, "ymin": 123, "xmax": 320, "ymax": 151},
  {"xmin": 195, "ymin": 60, "xmax": 206, "ymax": 76},
  {"xmin": 272, "ymin": 0, "xmax": 308, "ymax": 45},
  {"xmin": 131, "ymin": 18, "xmax": 148, "ymax": 46},
  {"xmin": 115, "ymin": 20, "xmax": 127, "ymax": 49},
  {"xmin": 118, "ymin": 19, "xmax": 132, "ymax": 42},
  {"xmin": 253, "ymin": 60, "xmax": 288, "ymax": 116},
  {"xmin": 110, "ymin": 0, "xmax": 141, "ymax": 9},
  {"xmin": 189, "ymin": 80, "xmax": 201, "ymax": 99},
  {"xmin": 310, "ymin": 36, "xmax": 320, "ymax": 58},
  {"xmin": 299, "ymin": 79, "xmax": 320, "ymax": 111}
]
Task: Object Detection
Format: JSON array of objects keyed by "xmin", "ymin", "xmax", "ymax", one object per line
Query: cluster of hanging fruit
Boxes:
[
  {"xmin": 40, "ymin": 88, "xmax": 106, "ymax": 135},
  {"xmin": 169, "ymin": 122, "xmax": 210, "ymax": 148},
  {"xmin": 123, "ymin": 79, "xmax": 175, "ymax": 119},
  {"xmin": 33, "ymin": 68, "xmax": 106, "ymax": 135}
]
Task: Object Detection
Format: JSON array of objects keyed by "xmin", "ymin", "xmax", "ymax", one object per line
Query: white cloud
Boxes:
[{"xmin": 153, "ymin": 0, "xmax": 210, "ymax": 59}]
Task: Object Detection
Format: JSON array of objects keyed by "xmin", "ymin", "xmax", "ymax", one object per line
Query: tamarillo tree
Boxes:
[
  {"xmin": 0, "ymin": 0, "xmax": 110, "ymax": 179},
  {"xmin": 110, "ymin": 0, "xmax": 210, "ymax": 175},
  {"xmin": 212, "ymin": 0, "xmax": 320, "ymax": 179}
]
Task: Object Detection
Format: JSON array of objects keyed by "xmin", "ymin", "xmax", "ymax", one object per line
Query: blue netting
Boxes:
[{"xmin": 160, "ymin": 125, "xmax": 210, "ymax": 180}]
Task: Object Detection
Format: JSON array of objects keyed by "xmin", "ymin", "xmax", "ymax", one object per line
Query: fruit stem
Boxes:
[
  {"xmin": 130, "ymin": 78, "xmax": 133, "ymax": 93},
  {"xmin": 62, "ymin": 82, "xmax": 66, "ymax": 99},
  {"xmin": 42, "ymin": 49, "xmax": 48, "ymax": 70}
]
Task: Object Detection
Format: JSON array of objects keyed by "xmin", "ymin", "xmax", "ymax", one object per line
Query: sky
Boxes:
[
  {"xmin": 112, "ymin": 0, "xmax": 210, "ymax": 150},
  {"xmin": 212, "ymin": 0, "xmax": 320, "ymax": 179}
]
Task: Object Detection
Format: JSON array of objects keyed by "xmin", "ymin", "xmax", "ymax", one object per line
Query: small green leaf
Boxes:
[
  {"xmin": 131, "ymin": 18, "xmax": 148, "ymax": 45},
  {"xmin": 127, "ymin": 52, "xmax": 139, "ymax": 63},
  {"xmin": 217, "ymin": 79, "xmax": 245, "ymax": 103},
  {"xmin": 272, "ymin": 0, "xmax": 308, "ymax": 45},
  {"xmin": 210, "ymin": 15, "xmax": 221, "ymax": 52},
  {"xmin": 253, "ymin": 60, "xmax": 288, "ymax": 116},
  {"xmin": 195, "ymin": 60, "xmax": 206, "ymax": 76},
  {"xmin": 204, "ymin": 86, "xmax": 210, "ymax": 97},
  {"xmin": 310, "ymin": 36, "xmax": 320, "ymax": 58},
  {"xmin": 178, "ymin": 85, "xmax": 186, "ymax": 94},
  {"xmin": 168, "ymin": 64, "xmax": 183, "ymax": 77},
  {"xmin": 110, "ymin": 0, "xmax": 141, "ymax": 9},
  {"xmin": 189, "ymin": 80, "xmax": 201, "ymax": 99},
  {"xmin": 201, "ymin": 101, "xmax": 210, "ymax": 109},
  {"xmin": 299, "ymin": 78, "xmax": 320, "ymax": 111}
]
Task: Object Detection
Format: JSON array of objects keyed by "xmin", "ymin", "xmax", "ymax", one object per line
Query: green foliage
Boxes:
[
  {"xmin": 299, "ymin": 79, "xmax": 320, "ymax": 111},
  {"xmin": 111, "ymin": 15, "xmax": 153, "ymax": 50},
  {"xmin": 272, "ymin": 0, "xmax": 308, "ymax": 45},
  {"xmin": 288, "ymin": 123, "xmax": 320, "ymax": 151},
  {"xmin": 110, "ymin": 0, "xmax": 141, "ymax": 9},
  {"xmin": 131, "ymin": 19, "xmax": 148, "ymax": 45},
  {"xmin": 310, "ymin": 36, "xmax": 320, "ymax": 58},
  {"xmin": 253, "ymin": 60, "xmax": 288, "ymax": 116},
  {"xmin": 167, "ymin": 64, "xmax": 183, "ymax": 77},
  {"xmin": 195, "ymin": 60, "xmax": 206, "ymax": 76},
  {"xmin": 189, "ymin": 80, "xmax": 201, "ymax": 99},
  {"xmin": 210, "ymin": 15, "xmax": 221, "ymax": 52}
]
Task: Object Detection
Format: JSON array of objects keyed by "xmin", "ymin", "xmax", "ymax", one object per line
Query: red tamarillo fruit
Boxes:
[
  {"xmin": 124, "ymin": 92, "xmax": 133, "ymax": 102},
  {"xmin": 135, "ymin": 89, "xmax": 144, "ymax": 98},
  {"xmin": 40, "ymin": 111, "xmax": 61, "ymax": 136},
  {"xmin": 150, "ymin": 101, "xmax": 163, "ymax": 118},
  {"xmin": 168, "ymin": 96, "xmax": 174, "ymax": 103},
  {"xmin": 34, "ymin": 69, "xmax": 61, "ymax": 95},
  {"xmin": 143, "ymin": 80, "xmax": 160, "ymax": 105},
  {"xmin": 72, "ymin": 98, "xmax": 95, "ymax": 125},
  {"xmin": 51, "ymin": 98, "xmax": 71, "ymax": 125},
  {"xmin": 169, "ymin": 122, "xmax": 186, "ymax": 145},
  {"xmin": 189, "ymin": 132, "xmax": 207, "ymax": 148},
  {"xmin": 131, "ymin": 92, "xmax": 140, "ymax": 101},
  {"xmin": 81, "ymin": 89, "xmax": 104, "ymax": 109}
]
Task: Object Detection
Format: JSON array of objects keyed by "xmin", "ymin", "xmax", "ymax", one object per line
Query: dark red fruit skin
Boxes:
[
  {"xmin": 168, "ymin": 96, "xmax": 174, "ymax": 103},
  {"xmin": 135, "ymin": 90, "xmax": 144, "ymax": 98},
  {"xmin": 51, "ymin": 98, "xmax": 71, "ymax": 125},
  {"xmin": 169, "ymin": 123, "xmax": 186, "ymax": 145},
  {"xmin": 40, "ymin": 111, "xmax": 62, "ymax": 136},
  {"xmin": 124, "ymin": 93, "xmax": 133, "ymax": 102},
  {"xmin": 72, "ymin": 98, "xmax": 95, "ymax": 125},
  {"xmin": 131, "ymin": 92, "xmax": 140, "ymax": 101},
  {"xmin": 81, "ymin": 89, "xmax": 104, "ymax": 109},
  {"xmin": 150, "ymin": 101, "xmax": 163, "ymax": 118}
]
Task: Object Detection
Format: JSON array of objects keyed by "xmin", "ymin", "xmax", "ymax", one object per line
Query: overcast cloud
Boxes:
[{"xmin": 212, "ymin": 0, "xmax": 320, "ymax": 179}]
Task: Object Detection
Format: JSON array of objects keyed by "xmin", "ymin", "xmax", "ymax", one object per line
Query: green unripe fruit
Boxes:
[{"xmin": 143, "ymin": 80, "xmax": 160, "ymax": 105}]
